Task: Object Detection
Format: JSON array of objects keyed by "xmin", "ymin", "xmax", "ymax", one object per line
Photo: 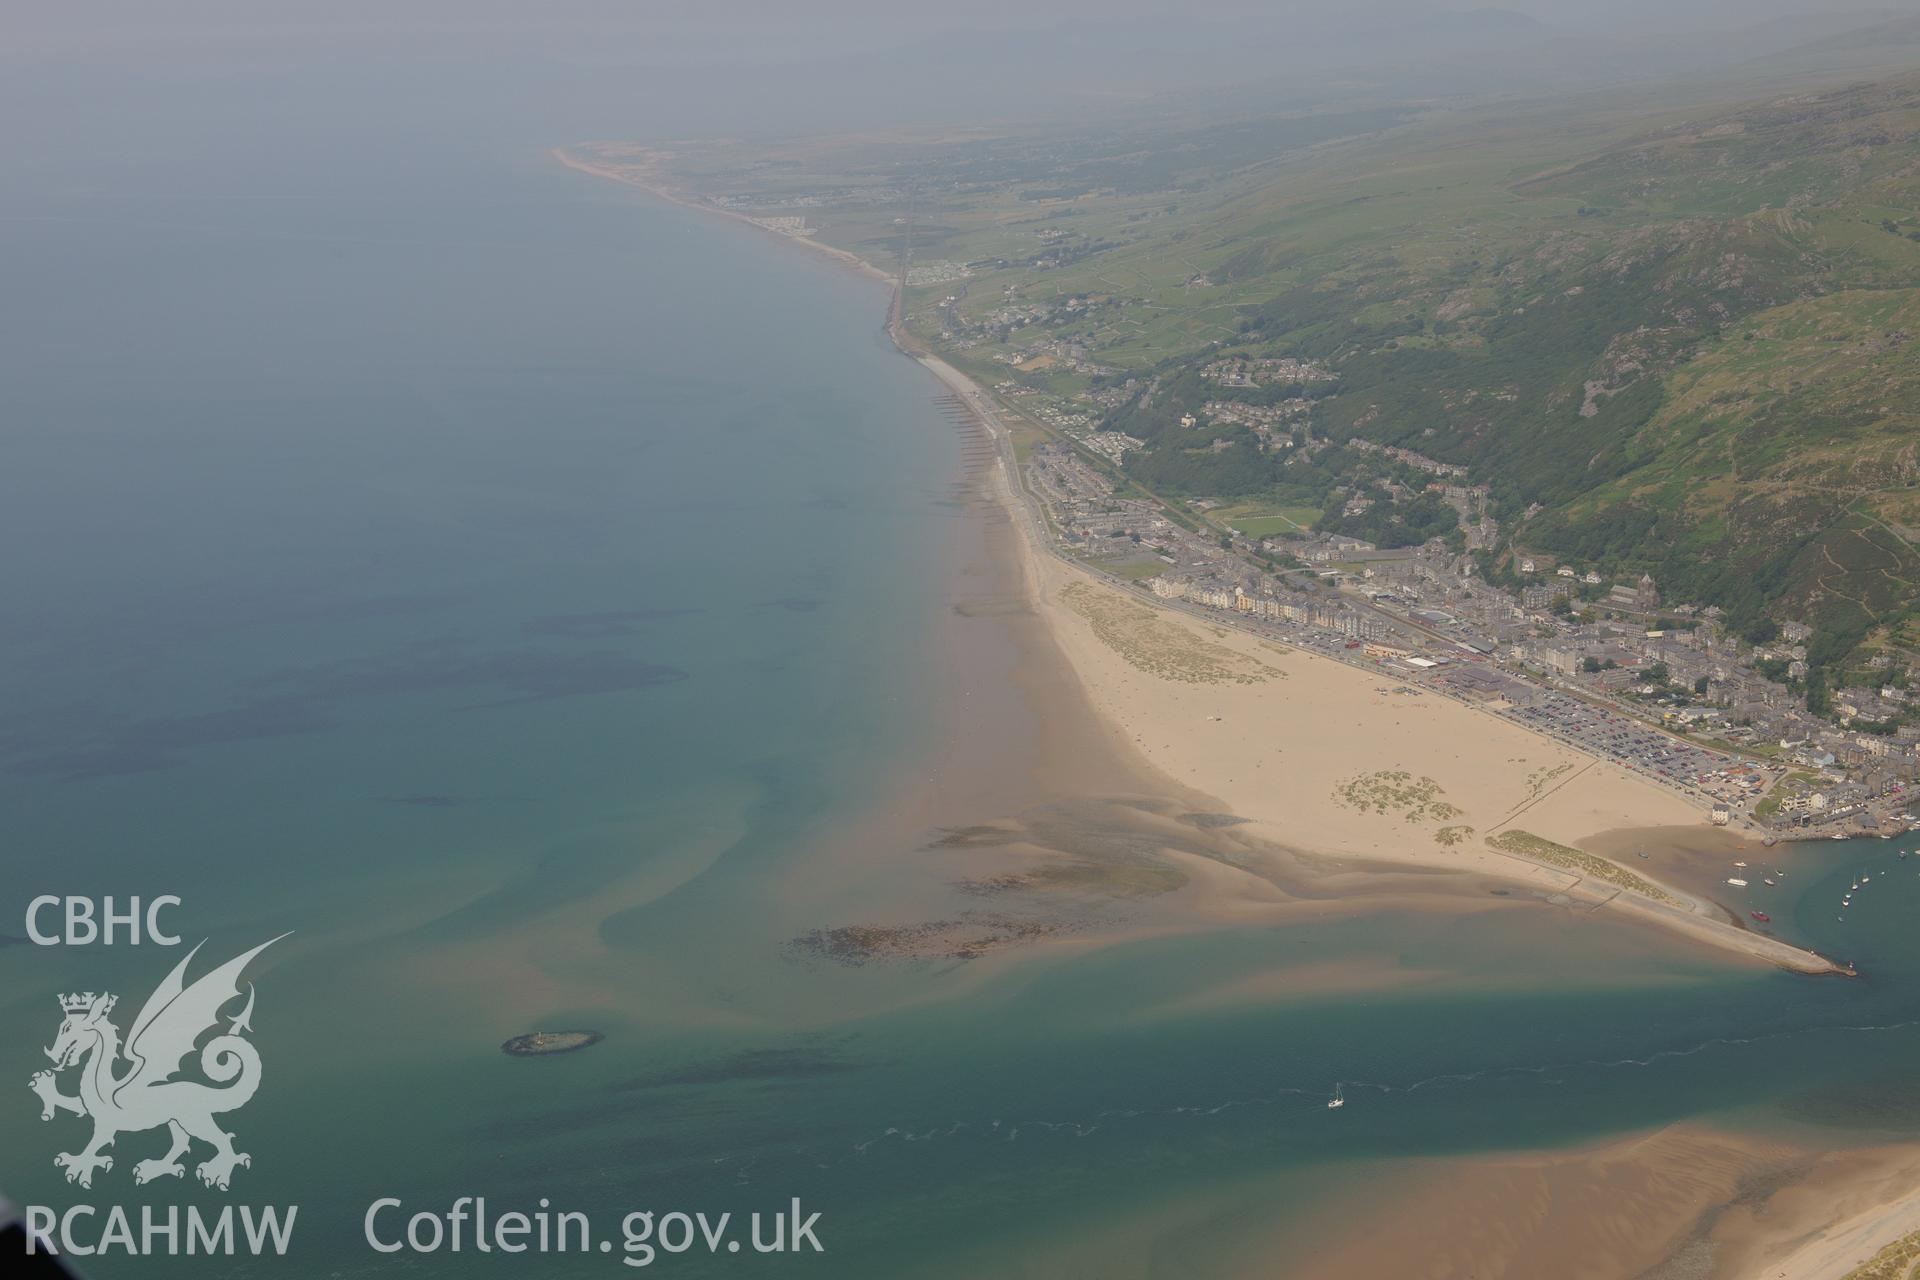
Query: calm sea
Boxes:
[{"xmin": 1, "ymin": 73, "xmax": 1917, "ymax": 1280}]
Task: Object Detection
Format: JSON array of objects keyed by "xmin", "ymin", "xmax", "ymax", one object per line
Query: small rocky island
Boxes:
[{"xmin": 502, "ymin": 1030, "xmax": 603, "ymax": 1057}]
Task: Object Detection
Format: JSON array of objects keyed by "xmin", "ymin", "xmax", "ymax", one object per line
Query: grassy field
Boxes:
[
  {"xmin": 1211, "ymin": 501, "xmax": 1321, "ymax": 538},
  {"xmin": 1086, "ymin": 555, "xmax": 1169, "ymax": 581},
  {"xmin": 1690, "ymin": 736, "xmax": 1782, "ymax": 759},
  {"xmin": 1755, "ymin": 769, "xmax": 1826, "ymax": 822}
]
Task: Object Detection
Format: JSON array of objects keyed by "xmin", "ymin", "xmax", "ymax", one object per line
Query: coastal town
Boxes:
[
  {"xmin": 1012, "ymin": 430, "xmax": 1920, "ymax": 845},
  {"xmin": 595, "ymin": 139, "xmax": 1920, "ymax": 848}
]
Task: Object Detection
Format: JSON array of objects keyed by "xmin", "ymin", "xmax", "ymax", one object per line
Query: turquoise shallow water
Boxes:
[
  {"xmin": 3, "ymin": 72, "xmax": 1920, "ymax": 1280},
  {"xmin": 0, "ymin": 128, "xmax": 962, "ymax": 1270}
]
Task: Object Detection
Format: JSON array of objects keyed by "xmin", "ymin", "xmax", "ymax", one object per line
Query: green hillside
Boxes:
[
  {"xmin": 1120, "ymin": 75, "xmax": 1920, "ymax": 661},
  {"xmin": 625, "ymin": 61, "xmax": 1920, "ymax": 672}
]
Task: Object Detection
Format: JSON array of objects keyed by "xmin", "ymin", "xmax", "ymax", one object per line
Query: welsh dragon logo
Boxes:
[{"xmin": 28, "ymin": 936, "xmax": 286, "ymax": 1191}]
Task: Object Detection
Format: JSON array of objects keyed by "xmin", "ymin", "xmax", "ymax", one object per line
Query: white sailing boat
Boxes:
[{"xmin": 1327, "ymin": 1084, "xmax": 1345, "ymax": 1110}]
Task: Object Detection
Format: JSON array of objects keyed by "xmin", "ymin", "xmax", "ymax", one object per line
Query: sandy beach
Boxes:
[{"xmin": 556, "ymin": 147, "xmax": 1904, "ymax": 1275}]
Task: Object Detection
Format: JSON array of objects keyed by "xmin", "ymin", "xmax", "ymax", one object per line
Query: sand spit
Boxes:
[
  {"xmin": 1027, "ymin": 556, "xmax": 1843, "ymax": 976},
  {"xmin": 556, "ymin": 145, "xmax": 1845, "ymax": 982}
]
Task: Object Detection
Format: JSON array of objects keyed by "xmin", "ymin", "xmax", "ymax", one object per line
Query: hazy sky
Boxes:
[
  {"xmin": 12, "ymin": 2, "xmax": 1915, "ymax": 55},
  {"xmin": 5, "ymin": 1, "xmax": 1918, "ymax": 155}
]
